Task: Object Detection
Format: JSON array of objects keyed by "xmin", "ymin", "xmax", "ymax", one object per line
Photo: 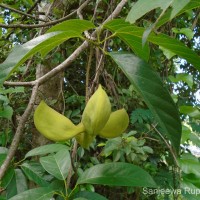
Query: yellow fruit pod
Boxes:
[
  {"xmin": 34, "ymin": 101, "xmax": 84, "ymax": 141},
  {"xmin": 82, "ymin": 85, "xmax": 111, "ymax": 136},
  {"xmin": 99, "ymin": 108, "xmax": 129, "ymax": 138}
]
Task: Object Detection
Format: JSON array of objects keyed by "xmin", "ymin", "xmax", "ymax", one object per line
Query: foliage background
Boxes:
[{"xmin": 0, "ymin": 0, "xmax": 200, "ymax": 200}]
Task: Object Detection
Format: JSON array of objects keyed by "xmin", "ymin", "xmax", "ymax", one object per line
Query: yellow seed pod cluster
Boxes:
[
  {"xmin": 34, "ymin": 85, "xmax": 129, "ymax": 148},
  {"xmin": 34, "ymin": 101, "xmax": 85, "ymax": 141},
  {"xmin": 99, "ymin": 109, "xmax": 129, "ymax": 138},
  {"xmin": 82, "ymin": 85, "xmax": 111, "ymax": 135}
]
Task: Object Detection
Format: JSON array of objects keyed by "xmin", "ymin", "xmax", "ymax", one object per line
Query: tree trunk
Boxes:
[{"xmin": 32, "ymin": 1, "xmax": 65, "ymax": 147}]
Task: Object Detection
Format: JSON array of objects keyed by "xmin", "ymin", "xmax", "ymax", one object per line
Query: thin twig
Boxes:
[
  {"xmin": 77, "ymin": 0, "xmax": 92, "ymax": 39},
  {"xmin": 191, "ymin": 8, "xmax": 200, "ymax": 30},
  {"xmin": 4, "ymin": 81, "xmax": 35, "ymax": 86},
  {"xmin": 151, "ymin": 124, "xmax": 179, "ymax": 167},
  {"xmin": 91, "ymin": 0, "xmax": 102, "ymax": 22},
  {"xmin": 0, "ymin": 83, "xmax": 39, "ymax": 179},
  {"xmin": 0, "ymin": 3, "xmax": 47, "ymax": 22},
  {"xmin": 0, "ymin": 0, "xmax": 90, "ymax": 29},
  {"xmin": 90, "ymin": 31, "xmax": 109, "ymax": 94},
  {"xmin": 85, "ymin": 45, "xmax": 94, "ymax": 101},
  {"xmin": 66, "ymin": 140, "xmax": 78, "ymax": 189},
  {"xmin": 23, "ymin": 0, "xmax": 42, "ymax": 16}
]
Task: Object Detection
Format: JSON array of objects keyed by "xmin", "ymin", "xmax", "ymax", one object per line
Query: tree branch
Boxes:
[
  {"xmin": 151, "ymin": 124, "xmax": 179, "ymax": 167},
  {"xmin": 4, "ymin": 0, "xmax": 128, "ymax": 87},
  {"xmin": 4, "ymin": 81, "xmax": 35, "ymax": 86},
  {"xmin": 0, "ymin": 0, "xmax": 91, "ymax": 29},
  {"xmin": 0, "ymin": 3, "xmax": 47, "ymax": 22},
  {"xmin": 0, "ymin": 83, "xmax": 39, "ymax": 179},
  {"xmin": 24, "ymin": 0, "xmax": 42, "ymax": 16}
]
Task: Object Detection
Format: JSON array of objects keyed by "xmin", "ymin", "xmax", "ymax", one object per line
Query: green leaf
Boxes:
[
  {"xmin": 157, "ymin": 0, "xmax": 200, "ymax": 28},
  {"xmin": 77, "ymin": 162, "xmax": 157, "ymax": 188},
  {"xmin": 181, "ymin": 124, "xmax": 192, "ymax": 143},
  {"xmin": 104, "ymin": 20, "xmax": 149, "ymax": 61},
  {"xmin": 0, "ymin": 87, "xmax": 24, "ymax": 94},
  {"xmin": 183, "ymin": 173, "xmax": 200, "ymax": 188},
  {"xmin": 6, "ymin": 169, "xmax": 28, "ymax": 199},
  {"xmin": 169, "ymin": 73, "xmax": 193, "ymax": 88},
  {"xmin": 172, "ymin": 27, "xmax": 194, "ymax": 40},
  {"xmin": 189, "ymin": 132, "xmax": 200, "ymax": 147},
  {"xmin": 109, "ymin": 52, "xmax": 181, "ymax": 154},
  {"xmin": 159, "ymin": 46, "xmax": 176, "ymax": 59},
  {"xmin": 0, "ymin": 147, "xmax": 8, "ymax": 154},
  {"xmin": 0, "ymin": 19, "xmax": 95, "ymax": 85},
  {"xmin": 47, "ymin": 19, "xmax": 95, "ymax": 33},
  {"xmin": 21, "ymin": 163, "xmax": 49, "ymax": 187},
  {"xmin": 0, "ymin": 95, "xmax": 9, "ymax": 103},
  {"xmin": 179, "ymin": 154, "xmax": 200, "ymax": 177},
  {"xmin": 181, "ymin": 181, "xmax": 200, "ymax": 200},
  {"xmin": 25, "ymin": 144, "xmax": 68, "ymax": 158},
  {"xmin": 8, "ymin": 187, "xmax": 54, "ymax": 200},
  {"xmin": 1, "ymin": 167, "xmax": 15, "ymax": 188},
  {"xmin": 180, "ymin": 106, "xmax": 200, "ymax": 119},
  {"xmin": 169, "ymin": 0, "xmax": 190, "ymax": 20},
  {"xmin": 0, "ymin": 154, "xmax": 6, "ymax": 166},
  {"xmin": 72, "ymin": 191, "xmax": 108, "ymax": 200},
  {"xmin": 39, "ymin": 31, "xmax": 82, "ymax": 57},
  {"xmin": 104, "ymin": 19, "xmax": 200, "ymax": 71},
  {"xmin": 0, "ymin": 32, "xmax": 61, "ymax": 84},
  {"xmin": 40, "ymin": 148, "xmax": 71, "ymax": 180},
  {"xmin": 127, "ymin": 0, "xmax": 190, "ymax": 44},
  {"xmin": 102, "ymin": 138, "xmax": 122, "ymax": 157},
  {"xmin": 126, "ymin": 0, "xmax": 172, "ymax": 24},
  {"xmin": 0, "ymin": 106, "xmax": 13, "ymax": 120}
]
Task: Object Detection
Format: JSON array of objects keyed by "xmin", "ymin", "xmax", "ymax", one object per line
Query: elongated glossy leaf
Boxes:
[
  {"xmin": 77, "ymin": 162, "xmax": 156, "ymax": 187},
  {"xmin": 104, "ymin": 19, "xmax": 200, "ymax": 70},
  {"xmin": 40, "ymin": 148, "xmax": 71, "ymax": 180},
  {"xmin": 7, "ymin": 169, "xmax": 28, "ymax": 199},
  {"xmin": 1, "ymin": 167, "xmax": 14, "ymax": 188},
  {"xmin": 157, "ymin": 0, "xmax": 200, "ymax": 28},
  {"xmin": 126, "ymin": 0, "xmax": 191, "ymax": 28},
  {"xmin": 143, "ymin": 0, "xmax": 190, "ymax": 45},
  {"xmin": 0, "ymin": 32, "xmax": 61, "ymax": 84},
  {"xmin": 105, "ymin": 21, "xmax": 149, "ymax": 61},
  {"xmin": 126, "ymin": 0, "xmax": 172, "ymax": 23},
  {"xmin": 109, "ymin": 52, "xmax": 181, "ymax": 153},
  {"xmin": 8, "ymin": 187, "xmax": 54, "ymax": 200},
  {"xmin": 25, "ymin": 144, "xmax": 68, "ymax": 158},
  {"xmin": 72, "ymin": 191, "xmax": 108, "ymax": 200},
  {"xmin": 126, "ymin": 0, "xmax": 174, "ymax": 45},
  {"xmin": 47, "ymin": 19, "xmax": 95, "ymax": 33},
  {"xmin": 0, "ymin": 19, "xmax": 95, "ymax": 84},
  {"xmin": 21, "ymin": 163, "xmax": 49, "ymax": 187},
  {"xmin": 169, "ymin": 0, "xmax": 190, "ymax": 20}
]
